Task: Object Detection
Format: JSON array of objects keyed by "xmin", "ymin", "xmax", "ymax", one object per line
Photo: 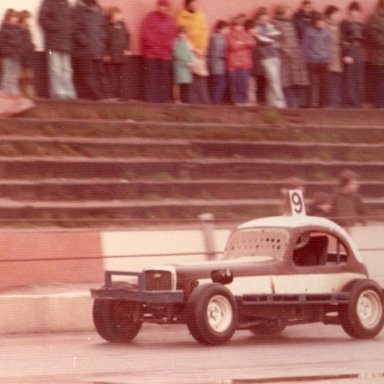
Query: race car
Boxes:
[{"xmin": 91, "ymin": 192, "xmax": 384, "ymax": 345}]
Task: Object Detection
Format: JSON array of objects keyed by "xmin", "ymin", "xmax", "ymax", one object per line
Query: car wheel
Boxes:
[
  {"xmin": 250, "ymin": 321, "xmax": 286, "ymax": 336},
  {"xmin": 186, "ymin": 283, "xmax": 238, "ymax": 345},
  {"xmin": 93, "ymin": 298, "xmax": 142, "ymax": 343},
  {"xmin": 339, "ymin": 279, "xmax": 384, "ymax": 339}
]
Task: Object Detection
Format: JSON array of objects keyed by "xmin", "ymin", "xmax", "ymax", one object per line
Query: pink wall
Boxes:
[
  {"xmin": 99, "ymin": 0, "xmax": 378, "ymax": 54},
  {"xmin": 0, "ymin": 232, "xmax": 104, "ymax": 290}
]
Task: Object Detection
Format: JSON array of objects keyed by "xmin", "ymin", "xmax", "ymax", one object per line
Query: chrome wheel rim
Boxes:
[
  {"xmin": 207, "ymin": 295, "xmax": 233, "ymax": 333},
  {"xmin": 357, "ymin": 290, "xmax": 383, "ymax": 329}
]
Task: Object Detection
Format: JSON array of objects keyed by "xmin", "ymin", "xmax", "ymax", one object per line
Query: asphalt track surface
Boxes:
[{"xmin": 1, "ymin": 323, "xmax": 383, "ymax": 384}]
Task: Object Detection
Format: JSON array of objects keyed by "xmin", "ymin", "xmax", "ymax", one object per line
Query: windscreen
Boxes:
[{"xmin": 224, "ymin": 228, "xmax": 290, "ymax": 261}]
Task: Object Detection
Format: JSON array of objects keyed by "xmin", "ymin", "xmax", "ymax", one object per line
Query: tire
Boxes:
[
  {"xmin": 339, "ymin": 279, "xmax": 384, "ymax": 339},
  {"xmin": 186, "ymin": 283, "xmax": 238, "ymax": 345},
  {"xmin": 93, "ymin": 298, "xmax": 142, "ymax": 343},
  {"xmin": 250, "ymin": 321, "xmax": 286, "ymax": 336}
]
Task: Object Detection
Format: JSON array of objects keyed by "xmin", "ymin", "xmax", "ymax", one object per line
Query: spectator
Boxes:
[
  {"xmin": 273, "ymin": 4, "xmax": 309, "ymax": 108},
  {"xmin": 72, "ymin": 0, "xmax": 107, "ymax": 100},
  {"xmin": 141, "ymin": 0, "xmax": 176, "ymax": 103},
  {"xmin": 208, "ymin": 20, "xmax": 230, "ymax": 104},
  {"xmin": 226, "ymin": 16, "xmax": 256, "ymax": 106},
  {"xmin": 302, "ymin": 12, "xmax": 332, "ymax": 108},
  {"xmin": 0, "ymin": 9, "xmax": 23, "ymax": 95},
  {"xmin": 19, "ymin": 10, "xmax": 35, "ymax": 98},
  {"xmin": 38, "ymin": 0, "xmax": 76, "ymax": 100},
  {"xmin": 325, "ymin": 5, "xmax": 343, "ymax": 108},
  {"xmin": 104, "ymin": 6, "xmax": 131, "ymax": 100},
  {"xmin": 341, "ymin": 1, "xmax": 365, "ymax": 108},
  {"xmin": 367, "ymin": 0, "xmax": 384, "ymax": 109},
  {"xmin": 254, "ymin": 7, "xmax": 286, "ymax": 109},
  {"xmin": 177, "ymin": 0, "xmax": 210, "ymax": 104},
  {"xmin": 173, "ymin": 26, "xmax": 194, "ymax": 104},
  {"xmin": 331, "ymin": 170, "xmax": 367, "ymax": 235},
  {"xmin": 293, "ymin": 0, "xmax": 316, "ymax": 41},
  {"xmin": 244, "ymin": 18, "xmax": 258, "ymax": 106},
  {"xmin": 308, "ymin": 192, "xmax": 332, "ymax": 218}
]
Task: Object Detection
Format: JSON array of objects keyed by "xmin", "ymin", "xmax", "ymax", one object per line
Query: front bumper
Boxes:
[{"xmin": 91, "ymin": 287, "xmax": 184, "ymax": 303}]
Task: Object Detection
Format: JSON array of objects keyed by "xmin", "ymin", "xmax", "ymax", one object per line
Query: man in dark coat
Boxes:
[
  {"xmin": 104, "ymin": 7, "xmax": 131, "ymax": 99},
  {"xmin": 71, "ymin": 0, "xmax": 107, "ymax": 100},
  {"xmin": 293, "ymin": 0, "xmax": 317, "ymax": 41},
  {"xmin": 38, "ymin": 0, "xmax": 77, "ymax": 99}
]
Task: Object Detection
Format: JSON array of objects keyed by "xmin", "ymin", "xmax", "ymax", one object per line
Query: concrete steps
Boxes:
[{"xmin": 0, "ymin": 101, "xmax": 382, "ymax": 227}]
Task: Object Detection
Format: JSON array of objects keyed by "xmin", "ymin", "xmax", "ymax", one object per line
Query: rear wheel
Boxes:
[
  {"xmin": 339, "ymin": 279, "xmax": 384, "ymax": 339},
  {"xmin": 186, "ymin": 283, "xmax": 238, "ymax": 345},
  {"xmin": 93, "ymin": 299, "xmax": 142, "ymax": 343}
]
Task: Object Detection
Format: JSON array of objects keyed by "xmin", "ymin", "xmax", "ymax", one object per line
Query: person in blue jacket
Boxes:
[
  {"xmin": 207, "ymin": 20, "xmax": 229, "ymax": 104},
  {"xmin": 302, "ymin": 12, "xmax": 332, "ymax": 108}
]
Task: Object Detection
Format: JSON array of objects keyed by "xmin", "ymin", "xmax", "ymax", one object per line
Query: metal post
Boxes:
[{"xmin": 199, "ymin": 213, "xmax": 216, "ymax": 260}]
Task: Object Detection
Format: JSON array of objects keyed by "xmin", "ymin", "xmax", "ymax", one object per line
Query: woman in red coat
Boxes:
[
  {"xmin": 226, "ymin": 16, "xmax": 256, "ymax": 105},
  {"xmin": 141, "ymin": 0, "xmax": 177, "ymax": 103}
]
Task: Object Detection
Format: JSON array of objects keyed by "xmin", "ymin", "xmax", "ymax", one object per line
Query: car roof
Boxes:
[
  {"xmin": 237, "ymin": 215, "xmax": 363, "ymax": 262},
  {"xmin": 238, "ymin": 215, "xmax": 341, "ymax": 230}
]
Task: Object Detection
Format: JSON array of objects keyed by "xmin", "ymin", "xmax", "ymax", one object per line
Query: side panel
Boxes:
[{"xmin": 198, "ymin": 272, "xmax": 366, "ymax": 296}]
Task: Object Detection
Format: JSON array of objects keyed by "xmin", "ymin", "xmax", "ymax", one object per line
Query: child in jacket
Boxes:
[{"xmin": 173, "ymin": 26, "xmax": 195, "ymax": 103}]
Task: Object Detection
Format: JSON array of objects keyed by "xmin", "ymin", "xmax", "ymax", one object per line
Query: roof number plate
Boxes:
[{"xmin": 289, "ymin": 190, "xmax": 306, "ymax": 217}]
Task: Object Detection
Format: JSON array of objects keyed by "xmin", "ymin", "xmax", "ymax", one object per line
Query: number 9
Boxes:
[{"xmin": 290, "ymin": 191, "xmax": 305, "ymax": 215}]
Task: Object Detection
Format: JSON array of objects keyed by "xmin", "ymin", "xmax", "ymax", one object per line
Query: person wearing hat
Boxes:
[{"xmin": 141, "ymin": 0, "xmax": 177, "ymax": 103}]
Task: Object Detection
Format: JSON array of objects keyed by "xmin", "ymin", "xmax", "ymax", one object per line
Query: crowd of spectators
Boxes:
[{"xmin": 1, "ymin": 0, "xmax": 384, "ymax": 108}]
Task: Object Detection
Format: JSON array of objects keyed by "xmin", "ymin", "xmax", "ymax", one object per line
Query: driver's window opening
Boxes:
[{"xmin": 293, "ymin": 232, "xmax": 348, "ymax": 267}]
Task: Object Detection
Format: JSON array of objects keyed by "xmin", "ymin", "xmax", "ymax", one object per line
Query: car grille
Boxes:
[{"xmin": 145, "ymin": 270, "xmax": 172, "ymax": 291}]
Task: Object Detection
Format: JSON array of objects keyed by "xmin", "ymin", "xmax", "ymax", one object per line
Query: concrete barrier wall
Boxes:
[
  {"xmin": 0, "ymin": 225, "xmax": 383, "ymax": 291},
  {"xmin": 0, "ymin": 231, "xmax": 104, "ymax": 290}
]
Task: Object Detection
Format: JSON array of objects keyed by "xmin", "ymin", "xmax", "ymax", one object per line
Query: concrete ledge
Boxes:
[{"xmin": 0, "ymin": 290, "xmax": 93, "ymax": 334}]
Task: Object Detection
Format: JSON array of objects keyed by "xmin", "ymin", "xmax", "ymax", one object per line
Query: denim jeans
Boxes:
[
  {"xmin": 230, "ymin": 69, "xmax": 250, "ymax": 104},
  {"xmin": 343, "ymin": 46, "xmax": 365, "ymax": 108},
  {"xmin": 210, "ymin": 74, "xmax": 227, "ymax": 104},
  {"xmin": 327, "ymin": 71, "xmax": 343, "ymax": 108},
  {"xmin": 260, "ymin": 57, "xmax": 286, "ymax": 108},
  {"xmin": 1, "ymin": 57, "xmax": 21, "ymax": 95},
  {"xmin": 307, "ymin": 63, "xmax": 328, "ymax": 108},
  {"xmin": 283, "ymin": 86, "xmax": 306, "ymax": 108},
  {"xmin": 372, "ymin": 64, "xmax": 384, "ymax": 109},
  {"xmin": 48, "ymin": 51, "xmax": 77, "ymax": 99}
]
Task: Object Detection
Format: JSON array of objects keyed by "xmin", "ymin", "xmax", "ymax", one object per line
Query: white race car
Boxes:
[{"xmin": 91, "ymin": 193, "xmax": 384, "ymax": 345}]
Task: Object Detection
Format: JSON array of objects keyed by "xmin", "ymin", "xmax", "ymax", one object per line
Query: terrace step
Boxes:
[
  {"xmin": 0, "ymin": 197, "xmax": 383, "ymax": 228},
  {"xmin": 0, "ymin": 135, "xmax": 383, "ymax": 162},
  {"xmin": 1, "ymin": 178, "xmax": 384, "ymax": 202}
]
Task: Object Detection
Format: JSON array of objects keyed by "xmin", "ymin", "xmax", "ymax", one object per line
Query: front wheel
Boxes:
[
  {"xmin": 186, "ymin": 283, "xmax": 238, "ymax": 345},
  {"xmin": 339, "ymin": 279, "xmax": 384, "ymax": 339},
  {"xmin": 93, "ymin": 299, "xmax": 142, "ymax": 343}
]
